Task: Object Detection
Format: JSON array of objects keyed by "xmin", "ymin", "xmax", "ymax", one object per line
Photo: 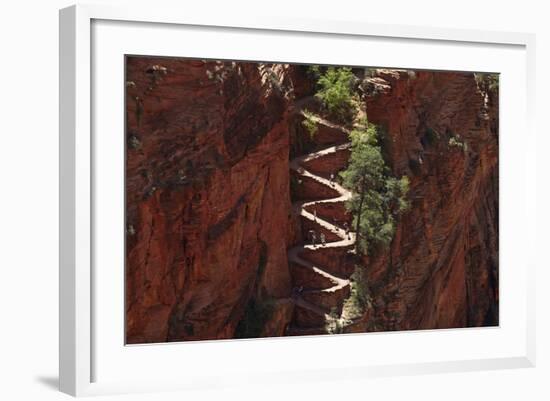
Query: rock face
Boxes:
[
  {"xmin": 125, "ymin": 58, "xmax": 295, "ymax": 343},
  {"xmin": 361, "ymin": 70, "xmax": 499, "ymax": 330},
  {"xmin": 125, "ymin": 59, "xmax": 498, "ymax": 343}
]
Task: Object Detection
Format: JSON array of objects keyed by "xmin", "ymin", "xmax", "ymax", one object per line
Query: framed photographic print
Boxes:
[{"xmin": 59, "ymin": 4, "xmax": 536, "ymax": 396}]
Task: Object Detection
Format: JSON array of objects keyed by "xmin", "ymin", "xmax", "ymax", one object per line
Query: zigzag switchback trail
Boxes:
[{"xmin": 287, "ymin": 112, "xmax": 357, "ymax": 335}]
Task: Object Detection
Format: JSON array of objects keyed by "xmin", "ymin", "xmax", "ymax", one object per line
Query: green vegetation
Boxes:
[
  {"xmin": 340, "ymin": 123, "xmax": 410, "ymax": 255},
  {"xmin": 474, "ymin": 72, "xmax": 499, "ymax": 93},
  {"xmin": 128, "ymin": 134, "xmax": 141, "ymax": 150},
  {"xmin": 355, "ymin": 115, "xmax": 369, "ymax": 129},
  {"xmin": 234, "ymin": 297, "xmax": 275, "ymax": 339},
  {"xmin": 301, "ymin": 110, "xmax": 319, "ymax": 138},
  {"xmin": 342, "ymin": 265, "xmax": 371, "ymax": 320},
  {"xmin": 325, "ymin": 307, "xmax": 343, "ymax": 334},
  {"xmin": 314, "ymin": 67, "xmax": 357, "ymax": 123},
  {"xmin": 448, "ymin": 133, "xmax": 468, "ymax": 152},
  {"xmin": 307, "ymin": 65, "xmax": 321, "ymax": 80}
]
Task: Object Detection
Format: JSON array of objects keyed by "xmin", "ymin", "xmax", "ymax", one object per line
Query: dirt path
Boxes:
[{"xmin": 287, "ymin": 117, "xmax": 356, "ymax": 335}]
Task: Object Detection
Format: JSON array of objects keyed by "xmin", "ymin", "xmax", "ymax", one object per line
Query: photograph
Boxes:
[
  {"xmin": 1, "ymin": 0, "xmax": 546, "ymax": 399},
  {"xmin": 124, "ymin": 56, "xmax": 499, "ymax": 344}
]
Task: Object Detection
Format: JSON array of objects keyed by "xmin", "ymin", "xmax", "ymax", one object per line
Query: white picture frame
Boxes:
[{"xmin": 59, "ymin": 4, "xmax": 536, "ymax": 397}]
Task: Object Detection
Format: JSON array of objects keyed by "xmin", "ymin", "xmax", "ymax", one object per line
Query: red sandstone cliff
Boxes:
[
  {"xmin": 125, "ymin": 58, "xmax": 295, "ymax": 343},
  {"xmin": 360, "ymin": 70, "xmax": 499, "ymax": 330},
  {"xmin": 125, "ymin": 60, "xmax": 499, "ymax": 343}
]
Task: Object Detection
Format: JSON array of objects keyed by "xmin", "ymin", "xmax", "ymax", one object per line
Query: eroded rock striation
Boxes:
[
  {"xmin": 125, "ymin": 60, "xmax": 498, "ymax": 343},
  {"xmin": 361, "ymin": 70, "xmax": 499, "ymax": 330},
  {"xmin": 125, "ymin": 58, "xmax": 295, "ymax": 343}
]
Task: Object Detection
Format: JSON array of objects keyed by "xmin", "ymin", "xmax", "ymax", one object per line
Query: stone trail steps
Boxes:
[
  {"xmin": 287, "ymin": 114, "xmax": 356, "ymax": 335},
  {"xmin": 302, "ymin": 112, "xmax": 352, "ymax": 136},
  {"xmin": 288, "ymin": 248, "xmax": 350, "ymax": 294}
]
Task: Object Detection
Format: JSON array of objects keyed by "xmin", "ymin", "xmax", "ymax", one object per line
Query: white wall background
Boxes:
[{"xmin": 0, "ymin": 0, "xmax": 547, "ymax": 400}]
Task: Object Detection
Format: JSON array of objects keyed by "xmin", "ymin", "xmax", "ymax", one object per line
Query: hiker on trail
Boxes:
[
  {"xmin": 320, "ymin": 232, "xmax": 326, "ymax": 247},
  {"xmin": 343, "ymin": 222, "xmax": 351, "ymax": 240},
  {"xmin": 309, "ymin": 229, "xmax": 317, "ymax": 247},
  {"xmin": 313, "ymin": 209, "xmax": 317, "ymax": 222},
  {"xmin": 329, "ymin": 173, "xmax": 335, "ymax": 187}
]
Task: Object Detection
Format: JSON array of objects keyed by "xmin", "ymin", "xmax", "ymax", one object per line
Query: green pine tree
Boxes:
[
  {"xmin": 340, "ymin": 124, "xmax": 410, "ymax": 255},
  {"xmin": 315, "ymin": 67, "xmax": 356, "ymax": 123}
]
